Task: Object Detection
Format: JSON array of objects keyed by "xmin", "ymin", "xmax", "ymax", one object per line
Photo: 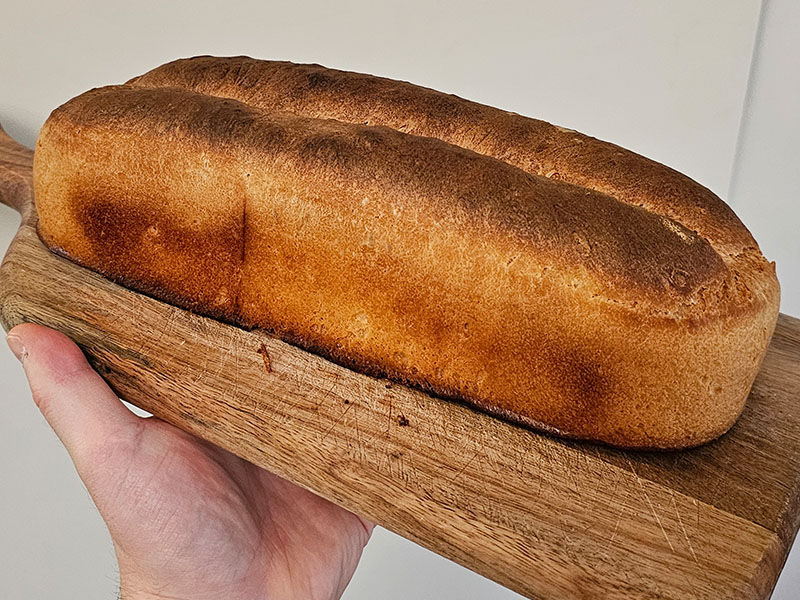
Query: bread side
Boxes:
[{"xmin": 35, "ymin": 72, "xmax": 779, "ymax": 449}]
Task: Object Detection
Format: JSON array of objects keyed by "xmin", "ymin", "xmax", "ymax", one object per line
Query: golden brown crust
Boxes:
[{"xmin": 33, "ymin": 58, "xmax": 781, "ymax": 449}]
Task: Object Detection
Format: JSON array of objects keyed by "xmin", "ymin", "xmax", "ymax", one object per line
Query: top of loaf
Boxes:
[
  {"xmin": 128, "ymin": 56, "xmax": 761, "ymax": 260},
  {"xmin": 123, "ymin": 55, "xmax": 778, "ymax": 322}
]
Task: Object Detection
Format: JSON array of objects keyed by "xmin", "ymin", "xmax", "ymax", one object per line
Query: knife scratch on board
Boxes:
[
  {"xmin": 670, "ymin": 490, "xmax": 699, "ymax": 566},
  {"xmin": 608, "ymin": 501, "xmax": 627, "ymax": 548},
  {"xmin": 321, "ymin": 401, "xmax": 353, "ymax": 442},
  {"xmin": 277, "ymin": 356, "xmax": 312, "ymax": 424},
  {"xmin": 449, "ymin": 450, "xmax": 480, "ymax": 486},
  {"xmin": 153, "ymin": 310, "xmax": 178, "ymax": 349},
  {"xmin": 627, "ymin": 457, "xmax": 675, "ymax": 553},
  {"xmin": 316, "ymin": 373, "xmax": 340, "ymax": 411}
]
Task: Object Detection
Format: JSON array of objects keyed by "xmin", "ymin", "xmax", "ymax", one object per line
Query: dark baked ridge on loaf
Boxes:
[
  {"xmin": 34, "ymin": 57, "xmax": 780, "ymax": 449},
  {"xmin": 128, "ymin": 56, "xmax": 756, "ymax": 258}
]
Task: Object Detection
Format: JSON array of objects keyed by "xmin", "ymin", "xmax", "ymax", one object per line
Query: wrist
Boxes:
[
  {"xmin": 117, "ymin": 568, "xmax": 184, "ymax": 600},
  {"xmin": 118, "ymin": 579, "xmax": 177, "ymax": 600},
  {"xmin": 117, "ymin": 566, "xmax": 267, "ymax": 600},
  {"xmin": 119, "ymin": 590, "xmax": 171, "ymax": 600}
]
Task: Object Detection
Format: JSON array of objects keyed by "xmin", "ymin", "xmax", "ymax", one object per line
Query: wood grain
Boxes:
[{"xmin": 2, "ymin": 121, "xmax": 800, "ymax": 599}]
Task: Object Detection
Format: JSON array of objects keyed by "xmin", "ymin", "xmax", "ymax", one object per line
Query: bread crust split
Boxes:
[{"xmin": 33, "ymin": 56, "xmax": 780, "ymax": 449}]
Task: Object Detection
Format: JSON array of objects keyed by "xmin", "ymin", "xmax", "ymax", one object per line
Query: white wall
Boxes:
[
  {"xmin": 734, "ymin": 2, "xmax": 800, "ymax": 597},
  {"xmin": 729, "ymin": 0, "xmax": 800, "ymax": 318},
  {"xmin": 3, "ymin": 1, "xmax": 796, "ymax": 598}
]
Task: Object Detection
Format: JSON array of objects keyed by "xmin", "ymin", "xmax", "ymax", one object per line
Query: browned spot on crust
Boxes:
[
  {"xmin": 544, "ymin": 347, "xmax": 614, "ymax": 429},
  {"xmin": 397, "ymin": 414, "xmax": 410, "ymax": 426},
  {"xmin": 70, "ymin": 193, "xmax": 243, "ymax": 319}
]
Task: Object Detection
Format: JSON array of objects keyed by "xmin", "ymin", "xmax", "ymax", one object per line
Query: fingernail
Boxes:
[{"xmin": 6, "ymin": 334, "xmax": 27, "ymax": 362}]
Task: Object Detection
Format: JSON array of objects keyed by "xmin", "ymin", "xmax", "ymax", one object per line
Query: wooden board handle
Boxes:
[{"xmin": 0, "ymin": 120, "xmax": 35, "ymax": 222}]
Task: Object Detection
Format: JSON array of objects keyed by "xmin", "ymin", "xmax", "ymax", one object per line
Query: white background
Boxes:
[{"xmin": 1, "ymin": 1, "xmax": 797, "ymax": 598}]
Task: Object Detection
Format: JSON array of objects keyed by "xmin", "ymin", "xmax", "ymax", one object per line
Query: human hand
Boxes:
[{"xmin": 6, "ymin": 323, "xmax": 374, "ymax": 600}]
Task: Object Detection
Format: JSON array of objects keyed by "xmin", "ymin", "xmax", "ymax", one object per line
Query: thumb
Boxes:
[{"xmin": 6, "ymin": 323, "xmax": 143, "ymax": 476}]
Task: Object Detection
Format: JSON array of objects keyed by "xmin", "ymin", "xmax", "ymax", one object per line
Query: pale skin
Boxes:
[{"xmin": 6, "ymin": 323, "xmax": 375, "ymax": 600}]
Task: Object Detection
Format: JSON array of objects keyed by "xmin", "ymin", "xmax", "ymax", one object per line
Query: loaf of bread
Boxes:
[{"xmin": 33, "ymin": 56, "xmax": 780, "ymax": 449}]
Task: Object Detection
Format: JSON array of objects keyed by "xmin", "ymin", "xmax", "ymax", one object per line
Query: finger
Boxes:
[{"xmin": 6, "ymin": 323, "xmax": 143, "ymax": 471}]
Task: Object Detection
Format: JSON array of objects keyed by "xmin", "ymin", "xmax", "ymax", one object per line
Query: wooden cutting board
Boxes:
[{"xmin": 2, "ymin": 121, "xmax": 800, "ymax": 600}]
